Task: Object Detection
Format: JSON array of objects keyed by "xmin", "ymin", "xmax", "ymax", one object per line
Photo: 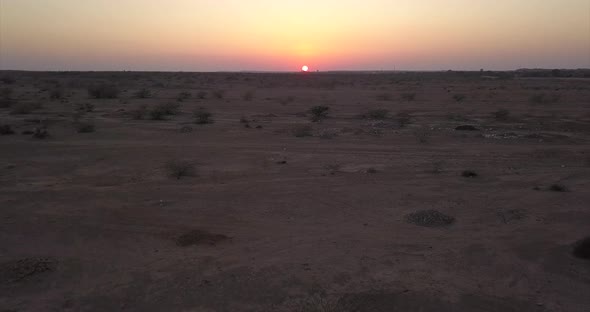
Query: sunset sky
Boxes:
[{"xmin": 1, "ymin": 0, "xmax": 589, "ymax": 71}]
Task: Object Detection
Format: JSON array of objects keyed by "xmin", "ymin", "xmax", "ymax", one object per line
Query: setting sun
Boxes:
[{"xmin": 301, "ymin": 65, "xmax": 309, "ymax": 72}]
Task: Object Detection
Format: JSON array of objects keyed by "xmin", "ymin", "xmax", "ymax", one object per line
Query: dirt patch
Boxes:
[
  {"xmin": 405, "ymin": 210, "xmax": 455, "ymax": 227},
  {"xmin": 175, "ymin": 230, "xmax": 230, "ymax": 247},
  {"xmin": 0, "ymin": 257, "xmax": 58, "ymax": 283}
]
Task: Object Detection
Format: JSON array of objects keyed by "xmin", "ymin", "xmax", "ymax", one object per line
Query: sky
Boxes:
[{"xmin": 1, "ymin": 0, "xmax": 589, "ymax": 71}]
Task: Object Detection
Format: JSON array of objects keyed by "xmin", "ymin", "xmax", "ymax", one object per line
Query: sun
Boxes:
[{"xmin": 301, "ymin": 65, "xmax": 309, "ymax": 72}]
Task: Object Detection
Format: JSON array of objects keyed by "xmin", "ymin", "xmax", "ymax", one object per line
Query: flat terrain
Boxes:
[{"xmin": 1, "ymin": 71, "xmax": 589, "ymax": 311}]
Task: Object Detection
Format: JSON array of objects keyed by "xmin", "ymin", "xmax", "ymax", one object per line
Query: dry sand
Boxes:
[{"xmin": 0, "ymin": 71, "xmax": 589, "ymax": 311}]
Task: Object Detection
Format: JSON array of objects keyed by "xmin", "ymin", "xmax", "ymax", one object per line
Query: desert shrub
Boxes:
[
  {"xmin": 453, "ymin": 94, "xmax": 466, "ymax": 102},
  {"xmin": 10, "ymin": 103, "xmax": 37, "ymax": 115},
  {"xmin": 0, "ymin": 76, "xmax": 15, "ymax": 84},
  {"xmin": 361, "ymin": 109, "xmax": 389, "ymax": 120},
  {"xmin": 278, "ymin": 95, "xmax": 295, "ymax": 105},
  {"xmin": 447, "ymin": 113, "xmax": 468, "ymax": 121},
  {"xmin": 396, "ymin": 112, "xmax": 412, "ymax": 128},
  {"xmin": 0, "ymin": 98, "xmax": 13, "ymax": 108},
  {"xmin": 0, "ymin": 125, "xmax": 15, "ymax": 135},
  {"xmin": 130, "ymin": 104, "xmax": 148, "ymax": 120},
  {"xmin": 414, "ymin": 127, "xmax": 430, "ymax": 143},
  {"xmin": 75, "ymin": 121, "xmax": 95, "ymax": 133},
  {"xmin": 572, "ymin": 237, "xmax": 590, "ymax": 259},
  {"xmin": 194, "ymin": 109, "xmax": 213, "ymax": 124},
  {"xmin": 32, "ymin": 127, "xmax": 49, "ymax": 139},
  {"xmin": 175, "ymin": 229, "xmax": 228, "ymax": 247},
  {"xmin": 309, "ymin": 105, "xmax": 330, "ymax": 122},
  {"xmin": 177, "ymin": 91, "xmax": 191, "ymax": 102},
  {"xmin": 293, "ymin": 125, "xmax": 313, "ymax": 137},
  {"xmin": 135, "ymin": 88, "xmax": 152, "ymax": 98},
  {"xmin": 75, "ymin": 103, "xmax": 95, "ymax": 112},
  {"xmin": 242, "ymin": 90, "xmax": 255, "ymax": 101},
  {"xmin": 462, "ymin": 170, "xmax": 478, "ymax": 177},
  {"xmin": 1, "ymin": 87, "xmax": 13, "ymax": 99},
  {"xmin": 375, "ymin": 93, "xmax": 392, "ymax": 101},
  {"xmin": 549, "ymin": 184, "xmax": 568, "ymax": 192},
  {"xmin": 49, "ymin": 87, "xmax": 65, "ymax": 100},
  {"xmin": 455, "ymin": 125, "xmax": 479, "ymax": 131},
  {"xmin": 492, "ymin": 109, "xmax": 510, "ymax": 121},
  {"xmin": 166, "ymin": 160, "xmax": 196, "ymax": 179},
  {"xmin": 149, "ymin": 107, "xmax": 167, "ymax": 120},
  {"xmin": 529, "ymin": 93, "xmax": 560, "ymax": 105},
  {"xmin": 88, "ymin": 83, "xmax": 119, "ymax": 99},
  {"xmin": 405, "ymin": 209, "xmax": 455, "ymax": 227},
  {"xmin": 196, "ymin": 91, "xmax": 207, "ymax": 99},
  {"xmin": 401, "ymin": 92, "xmax": 416, "ymax": 101},
  {"xmin": 150, "ymin": 102, "xmax": 180, "ymax": 119},
  {"xmin": 212, "ymin": 90, "xmax": 225, "ymax": 99}
]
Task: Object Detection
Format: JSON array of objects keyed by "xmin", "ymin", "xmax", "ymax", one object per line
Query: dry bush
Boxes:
[
  {"xmin": 177, "ymin": 91, "xmax": 191, "ymax": 102},
  {"xmin": 375, "ymin": 93, "xmax": 392, "ymax": 101},
  {"xmin": 453, "ymin": 94, "xmax": 466, "ymax": 102},
  {"xmin": 88, "ymin": 83, "xmax": 119, "ymax": 99},
  {"xmin": 293, "ymin": 125, "xmax": 313, "ymax": 137},
  {"xmin": 242, "ymin": 90, "xmax": 255, "ymax": 101},
  {"xmin": 309, "ymin": 105, "xmax": 330, "ymax": 122},
  {"xmin": 529, "ymin": 93, "xmax": 560, "ymax": 105},
  {"xmin": 135, "ymin": 88, "xmax": 152, "ymax": 98},
  {"xmin": 414, "ymin": 127, "xmax": 430, "ymax": 143},
  {"xmin": 130, "ymin": 104, "xmax": 148, "ymax": 120},
  {"xmin": 462, "ymin": 170, "xmax": 478, "ymax": 177},
  {"xmin": 196, "ymin": 91, "xmax": 207, "ymax": 99},
  {"xmin": 401, "ymin": 92, "xmax": 416, "ymax": 101},
  {"xmin": 0, "ymin": 125, "xmax": 15, "ymax": 135},
  {"xmin": 75, "ymin": 103, "xmax": 95, "ymax": 112},
  {"xmin": 49, "ymin": 87, "xmax": 65, "ymax": 100},
  {"xmin": 150, "ymin": 102, "xmax": 180, "ymax": 120},
  {"xmin": 10, "ymin": 103, "xmax": 39, "ymax": 115},
  {"xmin": 492, "ymin": 109, "xmax": 510, "ymax": 121},
  {"xmin": 194, "ymin": 108, "xmax": 213, "ymax": 124},
  {"xmin": 212, "ymin": 90, "xmax": 225, "ymax": 99},
  {"xmin": 396, "ymin": 112, "xmax": 412, "ymax": 128},
  {"xmin": 572, "ymin": 237, "xmax": 590, "ymax": 259},
  {"xmin": 405, "ymin": 210, "xmax": 455, "ymax": 227},
  {"xmin": 549, "ymin": 184, "xmax": 568, "ymax": 192},
  {"xmin": 361, "ymin": 109, "xmax": 389, "ymax": 120},
  {"xmin": 75, "ymin": 121, "xmax": 95, "ymax": 133},
  {"xmin": 166, "ymin": 160, "xmax": 196, "ymax": 179},
  {"xmin": 176, "ymin": 229, "xmax": 228, "ymax": 247}
]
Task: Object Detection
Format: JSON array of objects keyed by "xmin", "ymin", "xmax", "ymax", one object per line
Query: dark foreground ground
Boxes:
[{"xmin": 0, "ymin": 71, "xmax": 589, "ymax": 311}]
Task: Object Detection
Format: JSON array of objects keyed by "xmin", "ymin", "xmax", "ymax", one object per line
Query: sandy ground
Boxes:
[{"xmin": 0, "ymin": 71, "xmax": 589, "ymax": 311}]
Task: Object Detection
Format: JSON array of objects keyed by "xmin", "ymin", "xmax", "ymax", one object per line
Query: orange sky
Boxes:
[{"xmin": 1, "ymin": 0, "xmax": 589, "ymax": 71}]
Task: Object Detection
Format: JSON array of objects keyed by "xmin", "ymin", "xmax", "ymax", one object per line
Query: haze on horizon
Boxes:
[{"xmin": 1, "ymin": 0, "xmax": 589, "ymax": 72}]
